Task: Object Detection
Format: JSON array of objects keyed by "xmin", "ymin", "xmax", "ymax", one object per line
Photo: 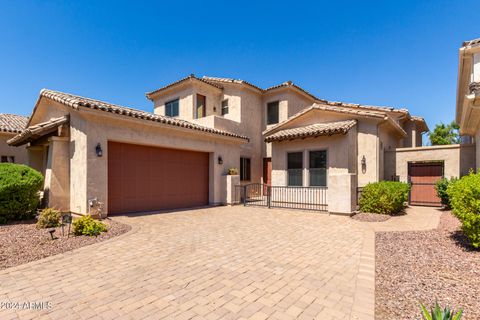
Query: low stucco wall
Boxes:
[
  {"xmin": 0, "ymin": 133, "xmax": 28, "ymax": 164},
  {"xmin": 270, "ymin": 131, "xmax": 357, "ymax": 213},
  {"xmin": 384, "ymin": 144, "xmax": 476, "ymax": 182}
]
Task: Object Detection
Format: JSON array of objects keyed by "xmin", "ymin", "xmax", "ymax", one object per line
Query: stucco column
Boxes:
[
  {"xmin": 44, "ymin": 137, "xmax": 70, "ymax": 211},
  {"xmin": 27, "ymin": 145, "xmax": 47, "ymax": 175},
  {"xmin": 328, "ymin": 173, "xmax": 357, "ymax": 214}
]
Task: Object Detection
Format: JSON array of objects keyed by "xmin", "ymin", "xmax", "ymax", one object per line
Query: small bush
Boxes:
[
  {"xmin": 227, "ymin": 168, "xmax": 239, "ymax": 175},
  {"xmin": 420, "ymin": 301, "xmax": 463, "ymax": 320},
  {"xmin": 447, "ymin": 172, "xmax": 480, "ymax": 248},
  {"xmin": 0, "ymin": 163, "xmax": 44, "ymax": 224},
  {"xmin": 359, "ymin": 181, "xmax": 410, "ymax": 215},
  {"xmin": 36, "ymin": 208, "xmax": 61, "ymax": 228},
  {"xmin": 73, "ymin": 215, "xmax": 107, "ymax": 236},
  {"xmin": 435, "ymin": 177, "xmax": 457, "ymax": 209}
]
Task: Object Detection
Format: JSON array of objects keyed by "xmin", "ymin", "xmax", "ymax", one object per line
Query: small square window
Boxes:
[
  {"xmin": 1, "ymin": 156, "xmax": 14, "ymax": 163},
  {"xmin": 221, "ymin": 99, "xmax": 229, "ymax": 116},
  {"xmin": 165, "ymin": 99, "xmax": 179, "ymax": 117}
]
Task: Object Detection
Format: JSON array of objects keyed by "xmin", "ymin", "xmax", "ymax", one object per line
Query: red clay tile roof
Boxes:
[
  {"xmin": 202, "ymin": 76, "xmax": 264, "ymax": 92},
  {"xmin": 264, "ymin": 81, "xmax": 325, "ymax": 102},
  {"xmin": 145, "ymin": 74, "xmax": 223, "ymax": 99},
  {"xmin": 264, "ymin": 103, "xmax": 407, "ymax": 137},
  {"xmin": 0, "ymin": 114, "xmax": 29, "ymax": 134},
  {"xmin": 264, "ymin": 120, "xmax": 357, "ymax": 142},
  {"xmin": 462, "ymin": 38, "xmax": 480, "ymax": 47},
  {"xmin": 8, "ymin": 115, "xmax": 69, "ymax": 146},
  {"xmin": 37, "ymin": 89, "xmax": 249, "ymax": 141}
]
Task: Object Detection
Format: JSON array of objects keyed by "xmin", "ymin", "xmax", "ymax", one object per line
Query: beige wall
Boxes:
[
  {"xmin": 384, "ymin": 144, "xmax": 476, "ymax": 182},
  {"xmin": 0, "ymin": 133, "xmax": 28, "ymax": 164},
  {"xmin": 80, "ymin": 109, "xmax": 244, "ymax": 215},
  {"xmin": 152, "ymin": 82, "xmax": 222, "ymax": 120},
  {"xmin": 476, "ymin": 130, "xmax": 480, "ymax": 169}
]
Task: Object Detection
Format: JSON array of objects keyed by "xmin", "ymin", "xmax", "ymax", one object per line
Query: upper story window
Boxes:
[
  {"xmin": 221, "ymin": 99, "xmax": 229, "ymax": 116},
  {"xmin": 196, "ymin": 94, "xmax": 206, "ymax": 118},
  {"xmin": 287, "ymin": 152, "xmax": 303, "ymax": 186},
  {"xmin": 240, "ymin": 157, "xmax": 251, "ymax": 181},
  {"xmin": 165, "ymin": 99, "xmax": 179, "ymax": 117},
  {"xmin": 309, "ymin": 150, "xmax": 327, "ymax": 187},
  {"xmin": 267, "ymin": 101, "xmax": 279, "ymax": 125}
]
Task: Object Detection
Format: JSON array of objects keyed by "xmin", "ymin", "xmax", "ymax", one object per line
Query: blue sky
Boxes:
[{"xmin": 0, "ymin": 0, "xmax": 479, "ymax": 138}]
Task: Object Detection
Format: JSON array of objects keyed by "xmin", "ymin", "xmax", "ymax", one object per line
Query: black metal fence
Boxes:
[{"xmin": 234, "ymin": 183, "xmax": 327, "ymax": 211}]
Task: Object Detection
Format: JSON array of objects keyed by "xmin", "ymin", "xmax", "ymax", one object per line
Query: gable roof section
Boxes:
[
  {"xmin": 8, "ymin": 115, "xmax": 69, "ymax": 146},
  {"xmin": 264, "ymin": 120, "xmax": 357, "ymax": 142},
  {"xmin": 31, "ymin": 89, "xmax": 249, "ymax": 141},
  {"xmin": 264, "ymin": 103, "xmax": 406, "ymax": 137},
  {"xmin": 202, "ymin": 76, "xmax": 264, "ymax": 93},
  {"xmin": 0, "ymin": 114, "xmax": 29, "ymax": 134},
  {"xmin": 264, "ymin": 81, "xmax": 323, "ymax": 101},
  {"xmin": 145, "ymin": 74, "xmax": 223, "ymax": 100}
]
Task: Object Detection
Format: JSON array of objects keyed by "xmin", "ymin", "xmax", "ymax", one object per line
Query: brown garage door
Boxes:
[
  {"xmin": 108, "ymin": 142, "xmax": 209, "ymax": 214},
  {"xmin": 408, "ymin": 162, "xmax": 443, "ymax": 207}
]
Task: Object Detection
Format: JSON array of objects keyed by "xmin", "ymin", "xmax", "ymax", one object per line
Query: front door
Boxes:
[{"xmin": 263, "ymin": 158, "xmax": 272, "ymax": 185}]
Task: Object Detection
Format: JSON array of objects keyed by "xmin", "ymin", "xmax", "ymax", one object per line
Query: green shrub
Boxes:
[
  {"xmin": 359, "ymin": 181, "xmax": 410, "ymax": 215},
  {"xmin": 420, "ymin": 301, "xmax": 463, "ymax": 320},
  {"xmin": 447, "ymin": 172, "xmax": 480, "ymax": 248},
  {"xmin": 36, "ymin": 208, "xmax": 61, "ymax": 228},
  {"xmin": 73, "ymin": 215, "xmax": 107, "ymax": 236},
  {"xmin": 0, "ymin": 163, "xmax": 44, "ymax": 224},
  {"xmin": 435, "ymin": 177, "xmax": 457, "ymax": 209}
]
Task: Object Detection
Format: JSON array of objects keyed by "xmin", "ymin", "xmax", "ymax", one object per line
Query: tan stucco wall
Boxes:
[
  {"xmin": 384, "ymin": 144, "xmax": 476, "ymax": 182},
  {"xmin": 79, "ymin": 109, "xmax": 244, "ymax": 215},
  {"xmin": 0, "ymin": 133, "xmax": 28, "ymax": 164},
  {"xmin": 152, "ymin": 82, "xmax": 222, "ymax": 120}
]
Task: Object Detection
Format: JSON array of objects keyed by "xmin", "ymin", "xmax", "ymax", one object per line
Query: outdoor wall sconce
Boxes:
[
  {"xmin": 218, "ymin": 156, "xmax": 223, "ymax": 165},
  {"xmin": 95, "ymin": 143, "xmax": 103, "ymax": 157},
  {"xmin": 361, "ymin": 155, "xmax": 367, "ymax": 173}
]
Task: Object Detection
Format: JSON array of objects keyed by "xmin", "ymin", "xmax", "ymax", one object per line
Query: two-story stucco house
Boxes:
[
  {"xmin": 10, "ymin": 74, "xmax": 469, "ymax": 216},
  {"xmin": 457, "ymin": 38, "xmax": 480, "ymax": 168}
]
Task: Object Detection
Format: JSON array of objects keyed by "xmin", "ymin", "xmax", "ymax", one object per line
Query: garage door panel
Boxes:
[{"xmin": 108, "ymin": 142, "xmax": 209, "ymax": 214}]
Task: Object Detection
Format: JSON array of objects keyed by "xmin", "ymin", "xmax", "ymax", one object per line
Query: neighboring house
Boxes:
[
  {"xmin": 8, "ymin": 74, "xmax": 473, "ymax": 216},
  {"xmin": 457, "ymin": 38, "xmax": 480, "ymax": 168},
  {"xmin": 0, "ymin": 114, "xmax": 28, "ymax": 164}
]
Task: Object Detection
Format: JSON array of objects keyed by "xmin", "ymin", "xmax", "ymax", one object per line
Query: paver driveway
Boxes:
[{"xmin": 0, "ymin": 206, "xmax": 373, "ymax": 320}]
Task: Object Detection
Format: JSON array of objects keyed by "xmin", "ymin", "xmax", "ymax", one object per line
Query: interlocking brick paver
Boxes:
[{"xmin": 0, "ymin": 206, "xmax": 371, "ymax": 319}]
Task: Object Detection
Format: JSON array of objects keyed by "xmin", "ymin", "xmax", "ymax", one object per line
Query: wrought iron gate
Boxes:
[{"xmin": 234, "ymin": 183, "xmax": 327, "ymax": 211}]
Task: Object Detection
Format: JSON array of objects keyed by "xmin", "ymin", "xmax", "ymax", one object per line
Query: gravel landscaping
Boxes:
[
  {"xmin": 376, "ymin": 211, "xmax": 480, "ymax": 320},
  {"xmin": 0, "ymin": 218, "xmax": 131, "ymax": 270},
  {"xmin": 351, "ymin": 212, "xmax": 391, "ymax": 222}
]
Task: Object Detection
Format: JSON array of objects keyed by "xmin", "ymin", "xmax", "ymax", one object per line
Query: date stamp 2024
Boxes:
[{"xmin": 0, "ymin": 301, "xmax": 52, "ymax": 310}]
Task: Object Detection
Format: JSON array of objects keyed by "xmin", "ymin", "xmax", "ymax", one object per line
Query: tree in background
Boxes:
[{"xmin": 428, "ymin": 121, "xmax": 461, "ymax": 145}]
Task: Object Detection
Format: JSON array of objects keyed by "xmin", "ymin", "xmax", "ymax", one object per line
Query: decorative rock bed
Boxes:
[
  {"xmin": 0, "ymin": 218, "xmax": 131, "ymax": 270},
  {"xmin": 376, "ymin": 212, "xmax": 480, "ymax": 319},
  {"xmin": 351, "ymin": 212, "xmax": 391, "ymax": 222}
]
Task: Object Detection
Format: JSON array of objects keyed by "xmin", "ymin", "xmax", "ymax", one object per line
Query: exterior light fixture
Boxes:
[
  {"xmin": 95, "ymin": 143, "xmax": 103, "ymax": 157},
  {"xmin": 361, "ymin": 155, "xmax": 367, "ymax": 173},
  {"xmin": 218, "ymin": 156, "xmax": 223, "ymax": 165}
]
